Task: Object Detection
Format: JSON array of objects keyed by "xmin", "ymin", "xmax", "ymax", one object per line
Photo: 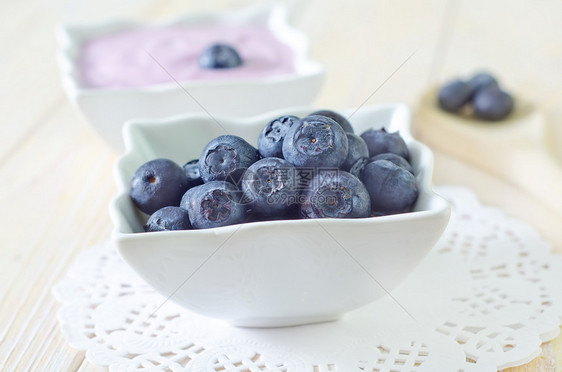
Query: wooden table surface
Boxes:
[{"xmin": 1, "ymin": 0, "xmax": 561, "ymax": 370}]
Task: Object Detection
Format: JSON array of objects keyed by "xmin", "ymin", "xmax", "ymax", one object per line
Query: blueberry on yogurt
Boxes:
[
  {"xmin": 198, "ymin": 43, "xmax": 243, "ymax": 69},
  {"xmin": 130, "ymin": 158, "xmax": 188, "ymax": 215}
]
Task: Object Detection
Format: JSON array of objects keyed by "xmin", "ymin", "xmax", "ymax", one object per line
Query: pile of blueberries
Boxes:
[
  {"xmin": 437, "ymin": 72, "xmax": 513, "ymax": 120},
  {"xmin": 129, "ymin": 110, "xmax": 419, "ymax": 232}
]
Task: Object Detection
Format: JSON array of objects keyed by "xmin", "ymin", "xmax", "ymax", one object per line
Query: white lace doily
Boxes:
[{"xmin": 53, "ymin": 186, "xmax": 562, "ymax": 371}]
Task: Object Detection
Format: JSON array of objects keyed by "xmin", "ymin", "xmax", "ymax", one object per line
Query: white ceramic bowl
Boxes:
[
  {"xmin": 110, "ymin": 104, "xmax": 450, "ymax": 327},
  {"xmin": 57, "ymin": 3, "xmax": 324, "ymax": 151}
]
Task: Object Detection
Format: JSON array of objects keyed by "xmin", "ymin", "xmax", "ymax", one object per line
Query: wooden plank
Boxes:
[
  {"xmin": 500, "ymin": 340, "xmax": 558, "ymax": 372},
  {"xmin": 552, "ymin": 330, "xmax": 562, "ymax": 370},
  {"xmin": 0, "ymin": 0, "xmax": 164, "ymax": 163},
  {"xmin": 296, "ymin": 0, "xmax": 449, "ymax": 109},
  {"xmin": 0, "ymin": 100, "xmax": 117, "ymax": 369},
  {"xmin": 77, "ymin": 361, "xmax": 109, "ymax": 372}
]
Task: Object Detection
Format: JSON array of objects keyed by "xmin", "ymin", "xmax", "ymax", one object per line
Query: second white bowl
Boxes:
[{"xmin": 57, "ymin": 4, "xmax": 324, "ymax": 150}]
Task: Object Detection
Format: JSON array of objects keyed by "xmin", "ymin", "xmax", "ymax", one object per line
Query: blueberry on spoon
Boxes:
[
  {"xmin": 473, "ymin": 85, "xmax": 514, "ymax": 121},
  {"xmin": 437, "ymin": 80, "xmax": 473, "ymax": 112},
  {"xmin": 468, "ymin": 72, "xmax": 499, "ymax": 94}
]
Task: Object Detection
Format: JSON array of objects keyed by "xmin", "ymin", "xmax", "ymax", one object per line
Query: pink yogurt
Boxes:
[{"xmin": 78, "ymin": 25, "xmax": 297, "ymax": 89}]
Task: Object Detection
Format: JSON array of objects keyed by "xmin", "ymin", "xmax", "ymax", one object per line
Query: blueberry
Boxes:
[
  {"xmin": 369, "ymin": 152, "xmax": 414, "ymax": 175},
  {"xmin": 179, "ymin": 186, "xmax": 198, "ymax": 211},
  {"xmin": 309, "ymin": 109, "xmax": 354, "ymax": 133},
  {"xmin": 198, "ymin": 44, "xmax": 243, "ymax": 69},
  {"xmin": 361, "ymin": 160, "xmax": 418, "ymax": 215},
  {"xmin": 241, "ymin": 157, "xmax": 299, "ymax": 217},
  {"xmin": 183, "ymin": 181, "xmax": 247, "ymax": 229},
  {"xmin": 199, "ymin": 135, "xmax": 260, "ymax": 184},
  {"xmin": 348, "ymin": 158, "xmax": 368, "ymax": 179},
  {"xmin": 130, "ymin": 158, "xmax": 188, "ymax": 215},
  {"xmin": 472, "ymin": 85, "xmax": 514, "ymax": 121},
  {"xmin": 341, "ymin": 133, "xmax": 369, "ymax": 175},
  {"xmin": 437, "ymin": 80, "xmax": 473, "ymax": 112},
  {"xmin": 257, "ymin": 115, "xmax": 300, "ymax": 158},
  {"xmin": 300, "ymin": 170, "xmax": 370, "ymax": 219},
  {"xmin": 282, "ymin": 115, "xmax": 349, "ymax": 168},
  {"xmin": 360, "ymin": 128, "xmax": 409, "ymax": 160},
  {"xmin": 468, "ymin": 72, "xmax": 498, "ymax": 93},
  {"xmin": 182, "ymin": 159, "xmax": 204, "ymax": 189},
  {"xmin": 144, "ymin": 206, "xmax": 191, "ymax": 232}
]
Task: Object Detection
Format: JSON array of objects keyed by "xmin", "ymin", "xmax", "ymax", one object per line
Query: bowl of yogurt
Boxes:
[{"xmin": 57, "ymin": 3, "xmax": 325, "ymax": 150}]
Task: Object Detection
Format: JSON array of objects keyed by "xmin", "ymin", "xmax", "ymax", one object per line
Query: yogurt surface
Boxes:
[{"xmin": 78, "ymin": 25, "xmax": 297, "ymax": 89}]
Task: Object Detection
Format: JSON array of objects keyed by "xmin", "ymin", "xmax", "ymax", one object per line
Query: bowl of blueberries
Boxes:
[
  {"xmin": 57, "ymin": 3, "xmax": 324, "ymax": 150},
  {"xmin": 110, "ymin": 104, "xmax": 450, "ymax": 327}
]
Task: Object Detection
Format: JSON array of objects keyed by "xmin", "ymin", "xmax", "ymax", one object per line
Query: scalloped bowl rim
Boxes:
[{"xmin": 110, "ymin": 103, "xmax": 449, "ymax": 240}]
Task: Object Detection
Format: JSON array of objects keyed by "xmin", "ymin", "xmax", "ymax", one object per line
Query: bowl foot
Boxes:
[{"xmin": 227, "ymin": 313, "xmax": 342, "ymax": 328}]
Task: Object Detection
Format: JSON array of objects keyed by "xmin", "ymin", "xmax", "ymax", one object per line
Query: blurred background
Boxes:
[{"xmin": 1, "ymin": 0, "xmax": 561, "ymax": 370}]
